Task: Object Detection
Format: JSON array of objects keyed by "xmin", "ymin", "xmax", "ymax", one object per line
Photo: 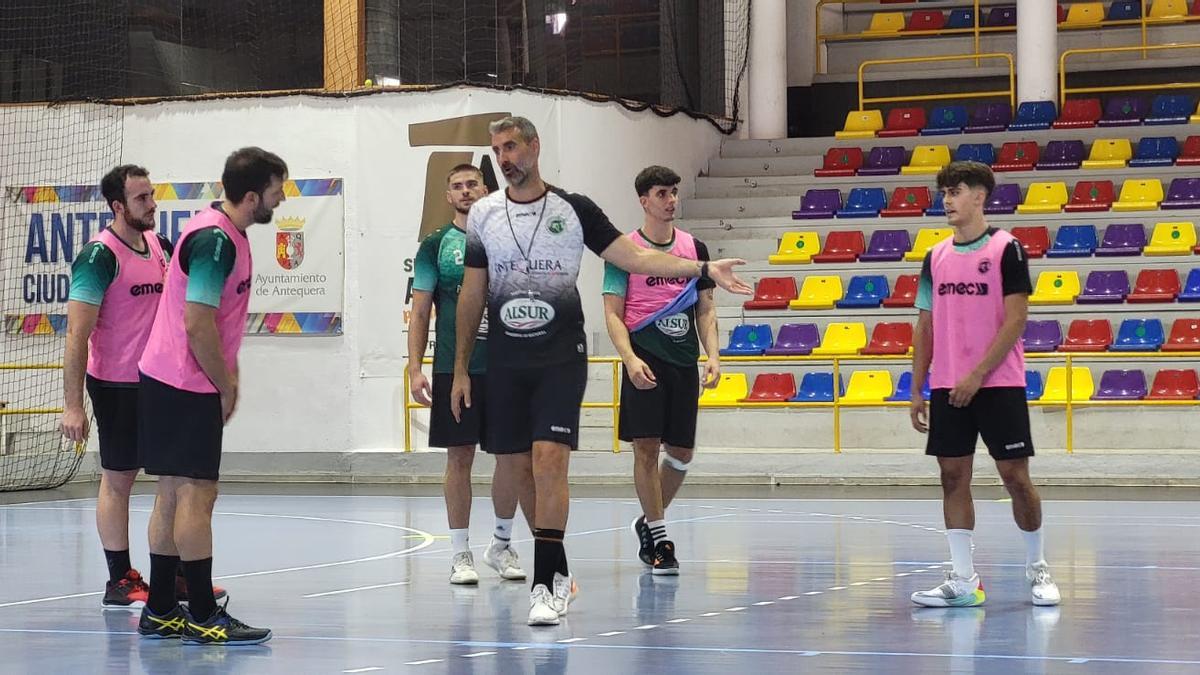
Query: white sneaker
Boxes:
[
  {"xmin": 449, "ymin": 551, "xmax": 479, "ymax": 585},
  {"xmin": 1027, "ymin": 561, "xmax": 1061, "ymax": 606},
  {"xmin": 911, "ymin": 572, "xmax": 985, "ymax": 607},
  {"xmin": 483, "ymin": 541, "xmax": 526, "ymax": 581},
  {"xmin": 527, "ymin": 584, "xmax": 559, "ymax": 626},
  {"xmin": 552, "ymin": 572, "xmax": 579, "ymax": 616}
]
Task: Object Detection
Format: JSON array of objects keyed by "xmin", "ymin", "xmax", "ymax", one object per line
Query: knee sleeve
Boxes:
[{"xmin": 662, "ymin": 453, "xmax": 692, "ymax": 472}]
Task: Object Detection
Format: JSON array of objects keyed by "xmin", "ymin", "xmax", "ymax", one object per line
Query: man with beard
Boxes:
[
  {"xmin": 136, "ymin": 148, "xmax": 285, "ymax": 645},
  {"xmin": 63, "ymin": 165, "xmax": 226, "ymax": 609},
  {"xmin": 451, "ymin": 116, "xmax": 752, "ymax": 626},
  {"xmin": 409, "ymin": 164, "xmax": 534, "ymax": 585}
]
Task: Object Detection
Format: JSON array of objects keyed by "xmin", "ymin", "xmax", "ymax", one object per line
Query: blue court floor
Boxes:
[{"xmin": 1, "ymin": 484, "xmax": 1199, "ymax": 674}]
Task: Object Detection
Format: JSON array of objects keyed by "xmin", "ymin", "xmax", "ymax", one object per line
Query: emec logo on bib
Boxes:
[
  {"xmin": 500, "ymin": 297, "xmax": 556, "ymax": 331},
  {"xmin": 655, "ymin": 313, "xmax": 691, "ymax": 337}
]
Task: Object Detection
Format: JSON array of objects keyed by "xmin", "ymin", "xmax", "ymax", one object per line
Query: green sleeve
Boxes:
[
  {"xmin": 915, "ymin": 253, "xmax": 933, "ymax": 312},
  {"xmin": 412, "ymin": 231, "xmax": 441, "ymax": 293},
  {"xmin": 601, "ymin": 261, "xmax": 628, "ymax": 296},
  {"xmin": 68, "ymin": 242, "xmax": 117, "ymax": 306},
  {"xmin": 182, "ymin": 228, "xmax": 236, "ymax": 308}
]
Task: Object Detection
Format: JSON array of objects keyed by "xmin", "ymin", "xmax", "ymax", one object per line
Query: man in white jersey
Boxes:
[{"xmin": 450, "ymin": 116, "xmax": 751, "ymax": 626}]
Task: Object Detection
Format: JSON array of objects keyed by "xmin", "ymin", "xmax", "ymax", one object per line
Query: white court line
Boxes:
[
  {"xmin": 303, "ymin": 581, "xmax": 410, "ymax": 598},
  {"xmin": 699, "ymin": 612, "xmax": 721, "ymax": 617},
  {"xmin": 804, "ymin": 591, "xmax": 823, "ymax": 596},
  {"xmin": 558, "ymin": 638, "xmax": 587, "ymax": 643},
  {"xmin": 779, "ymin": 595, "xmax": 800, "ymax": 600},
  {"xmin": 635, "ymin": 624, "xmax": 658, "ymax": 630},
  {"xmin": 462, "ymin": 651, "xmax": 495, "ymax": 658},
  {"xmin": 726, "ymin": 607, "xmax": 746, "ymax": 612},
  {"xmin": 828, "ymin": 586, "xmax": 847, "ymax": 591},
  {"xmin": 596, "ymin": 631, "xmax": 625, "ymax": 637},
  {"xmin": 343, "ymin": 667, "xmax": 383, "ymax": 673},
  {"xmin": 666, "ymin": 618, "xmax": 690, "ymax": 623},
  {"xmin": 753, "ymin": 601, "xmax": 774, "ymax": 606},
  {"xmin": 404, "ymin": 660, "xmax": 442, "ymax": 666}
]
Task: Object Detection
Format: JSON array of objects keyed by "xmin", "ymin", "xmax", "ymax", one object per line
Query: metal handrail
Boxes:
[
  {"xmin": 857, "ymin": 52, "xmax": 1015, "ymax": 111},
  {"xmin": 1060, "ymin": 42, "xmax": 1200, "ymax": 103},
  {"xmin": 816, "ymin": 0, "xmax": 983, "ymax": 75}
]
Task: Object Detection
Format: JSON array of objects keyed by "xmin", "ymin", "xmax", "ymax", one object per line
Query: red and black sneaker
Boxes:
[
  {"xmin": 102, "ymin": 569, "xmax": 150, "ymax": 610},
  {"xmin": 175, "ymin": 573, "xmax": 228, "ymax": 603}
]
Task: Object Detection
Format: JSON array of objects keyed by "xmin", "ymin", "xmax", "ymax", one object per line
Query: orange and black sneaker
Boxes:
[
  {"xmin": 175, "ymin": 573, "xmax": 228, "ymax": 602},
  {"xmin": 631, "ymin": 516, "xmax": 654, "ymax": 565},
  {"xmin": 182, "ymin": 601, "xmax": 271, "ymax": 646},
  {"xmin": 137, "ymin": 604, "xmax": 188, "ymax": 639},
  {"xmin": 102, "ymin": 569, "xmax": 150, "ymax": 610},
  {"xmin": 652, "ymin": 541, "xmax": 680, "ymax": 576}
]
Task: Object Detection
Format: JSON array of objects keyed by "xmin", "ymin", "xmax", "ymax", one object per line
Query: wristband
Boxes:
[{"xmin": 699, "ymin": 261, "xmax": 710, "ymax": 281}]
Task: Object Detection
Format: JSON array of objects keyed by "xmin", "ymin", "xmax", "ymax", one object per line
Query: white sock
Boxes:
[
  {"xmin": 493, "ymin": 517, "xmax": 514, "ymax": 547},
  {"xmin": 946, "ymin": 529, "xmax": 975, "ymax": 578},
  {"xmin": 1022, "ymin": 528, "xmax": 1045, "ymax": 568},
  {"xmin": 647, "ymin": 519, "xmax": 668, "ymax": 545},
  {"xmin": 450, "ymin": 528, "xmax": 470, "ymax": 555}
]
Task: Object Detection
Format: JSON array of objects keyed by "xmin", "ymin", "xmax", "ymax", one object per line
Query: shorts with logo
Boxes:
[
  {"xmin": 927, "ymin": 386, "xmax": 1034, "ymax": 461},
  {"xmin": 618, "ymin": 346, "xmax": 699, "ymax": 449},
  {"xmin": 485, "ymin": 360, "xmax": 588, "ymax": 454},
  {"xmin": 137, "ymin": 373, "xmax": 224, "ymax": 481},
  {"xmin": 429, "ymin": 373, "xmax": 487, "ymax": 450},
  {"xmin": 85, "ymin": 376, "xmax": 140, "ymax": 472}
]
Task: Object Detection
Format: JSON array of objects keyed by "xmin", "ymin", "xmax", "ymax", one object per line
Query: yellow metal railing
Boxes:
[
  {"xmin": 857, "ymin": 52, "xmax": 1015, "ymax": 111},
  {"xmin": 402, "ymin": 352, "xmax": 1200, "ymax": 455},
  {"xmin": 1060, "ymin": 42, "xmax": 1200, "ymax": 103}
]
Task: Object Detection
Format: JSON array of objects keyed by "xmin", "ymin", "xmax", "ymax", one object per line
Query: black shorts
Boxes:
[
  {"xmin": 137, "ymin": 373, "xmax": 224, "ymax": 481},
  {"xmin": 86, "ymin": 376, "xmax": 140, "ymax": 472},
  {"xmin": 618, "ymin": 347, "xmax": 699, "ymax": 449},
  {"xmin": 927, "ymin": 387, "xmax": 1035, "ymax": 461},
  {"xmin": 429, "ymin": 373, "xmax": 486, "ymax": 450},
  {"xmin": 486, "ymin": 360, "xmax": 588, "ymax": 454}
]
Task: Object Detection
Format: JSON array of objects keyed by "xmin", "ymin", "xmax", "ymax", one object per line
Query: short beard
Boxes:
[
  {"xmin": 253, "ymin": 204, "xmax": 274, "ymax": 224},
  {"xmin": 454, "ymin": 204, "xmax": 472, "ymax": 215},
  {"xmin": 505, "ymin": 167, "xmax": 529, "ymax": 187},
  {"xmin": 129, "ymin": 215, "xmax": 156, "ymax": 232}
]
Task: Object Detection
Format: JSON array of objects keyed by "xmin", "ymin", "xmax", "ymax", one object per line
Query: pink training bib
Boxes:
[
  {"xmin": 928, "ymin": 229, "xmax": 1026, "ymax": 390},
  {"xmin": 621, "ymin": 229, "xmax": 699, "ymax": 330},
  {"xmin": 86, "ymin": 229, "xmax": 168, "ymax": 383},
  {"xmin": 139, "ymin": 206, "xmax": 252, "ymax": 393}
]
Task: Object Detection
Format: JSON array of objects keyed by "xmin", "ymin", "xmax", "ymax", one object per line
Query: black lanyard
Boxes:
[{"xmin": 504, "ymin": 189, "xmax": 549, "ymax": 275}]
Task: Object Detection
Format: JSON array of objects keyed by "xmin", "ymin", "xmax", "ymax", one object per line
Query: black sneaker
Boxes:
[
  {"xmin": 102, "ymin": 569, "xmax": 149, "ymax": 609},
  {"xmin": 652, "ymin": 540, "xmax": 679, "ymax": 576},
  {"xmin": 137, "ymin": 604, "xmax": 188, "ymax": 639},
  {"xmin": 632, "ymin": 516, "xmax": 654, "ymax": 565},
  {"xmin": 182, "ymin": 601, "xmax": 272, "ymax": 646}
]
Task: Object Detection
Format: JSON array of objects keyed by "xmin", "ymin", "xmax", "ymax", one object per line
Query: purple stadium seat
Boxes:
[
  {"xmin": 1095, "ymin": 223, "xmax": 1147, "ymax": 256},
  {"xmin": 1076, "ymin": 270, "xmax": 1130, "ymax": 304},
  {"xmin": 792, "ymin": 189, "xmax": 842, "ymax": 219},
  {"xmin": 1022, "ymin": 320, "xmax": 1062, "ymax": 352},
  {"xmin": 985, "ymin": 5, "xmax": 1017, "ymax": 26},
  {"xmin": 1097, "ymin": 96, "xmax": 1145, "ymax": 127},
  {"xmin": 857, "ymin": 146, "xmax": 906, "ymax": 176},
  {"xmin": 1161, "ymin": 178, "xmax": 1200, "ymax": 210},
  {"xmin": 1093, "ymin": 370, "xmax": 1148, "ymax": 400},
  {"xmin": 984, "ymin": 183, "xmax": 1021, "ymax": 214},
  {"xmin": 1036, "ymin": 140, "xmax": 1085, "ymax": 170},
  {"xmin": 964, "ymin": 102, "xmax": 1012, "ymax": 133},
  {"xmin": 859, "ymin": 229, "xmax": 912, "ymax": 262},
  {"xmin": 764, "ymin": 323, "xmax": 820, "ymax": 356}
]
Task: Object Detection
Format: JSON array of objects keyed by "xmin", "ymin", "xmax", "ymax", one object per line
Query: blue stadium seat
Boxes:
[
  {"xmin": 946, "ymin": 8, "xmax": 976, "ymax": 28},
  {"xmin": 1009, "ymin": 101, "xmax": 1057, "ymax": 131},
  {"xmin": 1145, "ymin": 95, "xmax": 1195, "ymax": 125},
  {"xmin": 955, "ymin": 143, "xmax": 996, "ymax": 165},
  {"xmin": 790, "ymin": 372, "xmax": 844, "ymax": 402},
  {"xmin": 888, "ymin": 371, "xmax": 931, "ymax": 401},
  {"xmin": 1129, "ymin": 137, "xmax": 1181, "ymax": 168},
  {"xmin": 1025, "ymin": 370, "xmax": 1044, "ymax": 401},
  {"xmin": 836, "ymin": 188, "xmax": 888, "ymax": 218},
  {"xmin": 1107, "ymin": 0, "xmax": 1141, "ymax": 19},
  {"xmin": 720, "ymin": 324, "xmax": 773, "ymax": 356},
  {"xmin": 922, "ymin": 106, "xmax": 968, "ymax": 135},
  {"xmin": 1046, "ymin": 224, "xmax": 1099, "ymax": 257},
  {"xmin": 836, "ymin": 275, "xmax": 890, "ymax": 309},
  {"xmin": 1110, "ymin": 319, "xmax": 1165, "ymax": 351}
]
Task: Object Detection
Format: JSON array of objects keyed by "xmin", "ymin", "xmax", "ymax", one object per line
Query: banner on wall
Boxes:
[{"xmin": 3, "ymin": 178, "xmax": 344, "ymax": 336}]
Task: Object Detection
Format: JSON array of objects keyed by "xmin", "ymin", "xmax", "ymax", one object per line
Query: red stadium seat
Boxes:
[
  {"xmin": 882, "ymin": 274, "xmax": 919, "ymax": 308},
  {"xmin": 1127, "ymin": 269, "xmax": 1181, "ymax": 303},
  {"xmin": 815, "ymin": 147, "xmax": 864, "ymax": 177},
  {"xmin": 1147, "ymin": 369, "xmax": 1199, "ymax": 400},
  {"xmin": 860, "ymin": 322, "xmax": 914, "ymax": 355},
  {"xmin": 745, "ymin": 373, "xmax": 798, "ymax": 402},
  {"xmin": 993, "ymin": 142, "xmax": 1040, "ymax": 172},
  {"xmin": 1011, "ymin": 226, "xmax": 1050, "ymax": 258},
  {"xmin": 744, "ymin": 277, "xmax": 798, "ymax": 310},
  {"xmin": 812, "ymin": 231, "xmax": 865, "ymax": 263},
  {"xmin": 881, "ymin": 187, "xmax": 932, "ymax": 217},
  {"xmin": 1054, "ymin": 98, "xmax": 1102, "ymax": 129},
  {"xmin": 1163, "ymin": 318, "xmax": 1200, "ymax": 351},
  {"xmin": 877, "ymin": 108, "xmax": 927, "ymax": 138}
]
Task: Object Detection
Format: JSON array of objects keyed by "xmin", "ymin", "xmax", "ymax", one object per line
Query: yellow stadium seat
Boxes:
[
  {"xmin": 1016, "ymin": 182, "xmax": 1070, "ymax": 215},
  {"xmin": 811, "ymin": 322, "xmax": 868, "ymax": 356},
  {"xmin": 1081, "ymin": 139, "xmax": 1132, "ymax": 169},
  {"xmin": 903, "ymin": 228, "xmax": 953, "ymax": 262},
  {"xmin": 1112, "ymin": 179, "xmax": 1164, "ymax": 212},
  {"xmin": 900, "ymin": 145, "xmax": 952, "ymax": 175},
  {"xmin": 1149, "ymin": 0, "xmax": 1188, "ymax": 20},
  {"xmin": 1192, "ymin": 101, "xmax": 1200, "ymax": 125},
  {"xmin": 699, "ymin": 373, "xmax": 749, "ymax": 406},
  {"xmin": 843, "ymin": 370, "xmax": 894, "ymax": 402},
  {"xmin": 789, "ymin": 276, "xmax": 844, "ymax": 310},
  {"xmin": 1064, "ymin": 3, "xmax": 1106, "ymax": 26},
  {"xmin": 835, "ymin": 110, "xmax": 883, "ymax": 139},
  {"xmin": 768, "ymin": 232, "xmax": 821, "ymax": 265},
  {"xmin": 863, "ymin": 12, "xmax": 906, "ymax": 34},
  {"xmin": 1029, "ymin": 270, "xmax": 1081, "ymax": 305},
  {"xmin": 1040, "ymin": 366, "xmax": 1095, "ymax": 403},
  {"xmin": 1144, "ymin": 222, "xmax": 1197, "ymax": 256}
]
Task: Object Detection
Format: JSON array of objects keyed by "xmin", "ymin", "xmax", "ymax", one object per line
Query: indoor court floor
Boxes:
[{"xmin": 1, "ymin": 484, "xmax": 1199, "ymax": 674}]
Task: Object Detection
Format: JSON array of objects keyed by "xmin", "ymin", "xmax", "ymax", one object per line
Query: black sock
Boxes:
[
  {"xmin": 182, "ymin": 558, "xmax": 217, "ymax": 622},
  {"xmin": 532, "ymin": 528, "xmax": 565, "ymax": 591},
  {"xmin": 147, "ymin": 553, "xmax": 180, "ymax": 615},
  {"xmin": 104, "ymin": 549, "xmax": 131, "ymax": 583}
]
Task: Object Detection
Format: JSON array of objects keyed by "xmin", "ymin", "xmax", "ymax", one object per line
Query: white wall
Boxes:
[{"xmin": 118, "ymin": 87, "xmax": 723, "ymax": 453}]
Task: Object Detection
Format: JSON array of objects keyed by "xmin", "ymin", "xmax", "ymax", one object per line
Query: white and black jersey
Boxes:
[{"xmin": 464, "ymin": 185, "xmax": 621, "ymax": 368}]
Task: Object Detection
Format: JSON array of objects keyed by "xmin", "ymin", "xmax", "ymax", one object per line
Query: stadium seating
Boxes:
[
  {"xmin": 1179, "ymin": 269, "xmax": 1200, "ymax": 302},
  {"xmin": 745, "ymin": 373, "xmax": 797, "ymax": 402},
  {"xmin": 1054, "ymin": 98, "xmax": 1102, "ymax": 128},
  {"xmin": 1046, "ymin": 224, "xmax": 1099, "ymax": 257},
  {"xmin": 878, "ymin": 108, "xmax": 926, "ymax": 138},
  {"xmin": 1179, "ymin": 136, "xmax": 1200, "ymax": 166},
  {"xmin": 1163, "ymin": 318, "xmax": 1200, "ymax": 351},
  {"xmin": 837, "ymin": 275, "xmax": 889, "ymax": 309},
  {"xmin": 900, "ymin": 145, "xmax": 951, "ymax": 175},
  {"xmin": 904, "ymin": 228, "xmax": 952, "ymax": 261},
  {"xmin": 721, "ymin": 324, "xmax": 773, "ymax": 356},
  {"xmin": 1107, "ymin": 0, "xmax": 1142, "ymax": 20},
  {"xmin": 1145, "ymin": 95, "xmax": 1195, "ymax": 125},
  {"xmin": 1127, "ymin": 269, "xmax": 1181, "ymax": 302},
  {"xmin": 1037, "ymin": 140, "xmax": 1085, "ymax": 170},
  {"xmin": 881, "ymin": 186, "xmax": 932, "ymax": 217},
  {"xmin": 1143, "ymin": 221, "xmax": 1197, "ymax": 255},
  {"xmin": 1095, "ymin": 223, "xmax": 1147, "ymax": 255},
  {"xmin": 984, "ymin": 183, "xmax": 1021, "ymax": 214},
  {"xmin": 699, "ymin": 373, "xmax": 749, "ymax": 406},
  {"xmin": 813, "ymin": 230, "xmax": 865, "ymax": 263},
  {"xmin": 861, "ymin": 322, "xmax": 914, "ymax": 355},
  {"xmin": 905, "ymin": 9, "xmax": 947, "ymax": 31},
  {"xmin": 858, "ymin": 146, "xmax": 907, "ymax": 176},
  {"xmin": 1012, "ymin": 226, "xmax": 1050, "ymax": 257},
  {"xmin": 1098, "ymin": 97, "xmax": 1145, "ymax": 127},
  {"xmin": 1023, "ymin": 320, "xmax": 1063, "ymax": 352},
  {"xmin": 1147, "ymin": 369, "xmax": 1199, "ymax": 400},
  {"xmin": 837, "ymin": 188, "xmax": 888, "ymax": 217},
  {"xmin": 792, "ymin": 372, "xmax": 842, "ymax": 402},
  {"xmin": 1076, "ymin": 270, "xmax": 1130, "ymax": 303},
  {"xmin": 986, "ymin": 6, "xmax": 1017, "ymax": 27},
  {"xmin": 888, "ymin": 372, "xmax": 930, "ymax": 402},
  {"xmin": 1017, "ymin": 182, "xmax": 1070, "ymax": 214},
  {"xmin": 1128, "ymin": 137, "xmax": 1180, "ymax": 168},
  {"xmin": 1041, "ymin": 366, "xmax": 1095, "ymax": 402},
  {"xmin": 1093, "ymin": 370, "xmax": 1148, "ymax": 400},
  {"xmin": 864, "ymin": 12, "xmax": 906, "ymax": 34},
  {"xmin": 765, "ymin": 323, "xmax": 820, "ymax": 356},
  {"xmin": 860, "ymin": 229, "xmax": 911, "ymax": 262},
  {"xmin": 1082, "ymin": 139, "xmax": 1132, "ymax": 169},
  {"xmin": 793, "ymin": 189, "xmax": 841, "ymax": 219},
  {"xmin": 1029, "ymin": 270, "xmax": 1081, "ymax": 305},
  {"xmin": 1061, "ymin": 319, "xmax": 1114, "ymax": 351},
  {"xmin": 745, "ymin": 277, "xmax": 797, "ymax": 310},
  {"xmin": 1025, "ymin": 370, "xmax": 1045, "ymax": 401},
  {"xmin": 1111, "ymin": 179, "xmax": 1164, "ymax": 211},
  {"xmin": 945, "ymin": 8, "xmax": 976, "ymax": 29},
  {"xmin": 769, "ymin": 232, "xmax": 821, "ymax": 264},
  {"xmin": 882, "ymin": 274, "xmax": 919, "ymax": 307},
  {"xmin": 955, "ymin": 143, "xmax": 996, "ymax": 165},
  {"xmin": 1162, "ymin": 179, "xmax": 1200, "ymax": 210},
  {"xmin": 965, "ymin": 102, "xmax": 1012, "ymax": 134},
  {"xmin": 1149, "ymin": 0, "xmax": 1190, "ymax": 19},
  {"xmin": 1063, "ymin": 180, "xmax": 1115, "ymax": 212},
  {"xmin": 1064, "ymin": 3, "xmax": 1106, "ymax": 26},
  {"xmin": 790, "ymin": 276, "xmax": 844, "ymax": 309},
  {"xmin": 1010, "ymin": 101, "xmax": 1056, "ymax": 131},
  {"xmin": 1111, "ymin": 318, "xmax": 1165, "ymax": 350},
  {"xmin": 812, "ymin": 322, "xmax": 868, "ymax": 356},
  {"xmin": 921, "ymin": 106, "xmax": 968, "ymax": 136},
  {"xmin": 993, "ymin": 141, "xmax": 1039, "ymax": 172},
  {"xmin": 926, "ymin": 191, "xmax": 946, "ymax": 216},
  {"xmin": 815, "ymin": 147, "xmax": 864, "ymax": 177},
  {"xmin": 1193, "ymin": 100, "xmax": 1200, "ymax": 124},
  {"xmin": 837, "ymin": 110, "xmax": 884, "ymax": 139},
  {"xmin": 843, "ymin": 371, "xmax": 894, "ymax": 402}
]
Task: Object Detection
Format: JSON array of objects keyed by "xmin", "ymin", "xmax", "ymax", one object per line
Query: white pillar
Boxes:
[
  {"xmin": 748, "ymin": 0, "xmax": 788, "ymax": 139},
  {"xmin": 1016, "ymin": 0, "xmax": 1057, "ymax": 104}
]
